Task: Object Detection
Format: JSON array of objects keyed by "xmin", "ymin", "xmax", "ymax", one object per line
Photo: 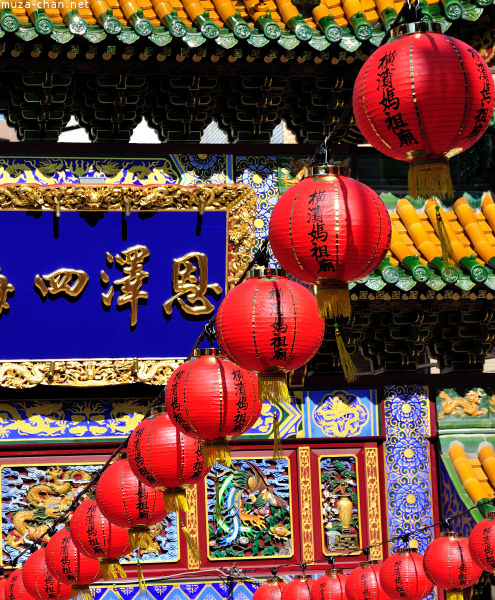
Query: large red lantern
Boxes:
[
  {"xmin": 310, "ymin": 569, "xmax": 347, "ymax": 600},
  {"xmin": 353, "ymin": 22, "xmax": 495, "ymax": 201},
  {"xmin": 23, "ymin": 548, "xmax": 72, "ymax": 600},
  {"xmin": 346, "ymin": 561, "xmax": 390, "ymax": 600},
  {"xmin": 165, "ymin": 348, "xmax": 261, "ymax": 466},
  {"xmin": 282, "ymin": 576, "xmax": 313, "ymax": 600},
  {"xmin": 45, "ymin": 528, "xmax": 101, "ymax": 600},
  {"xmin": 268, "ymin": 168, "xmax": 391, "ymax": 321},
  {"xmin": 5, "ymin": 572, "xmax": 37, "ymax": 600},
  {"xmin": 70, "ymin": 500, "xmax": 130, "ymax": 580},
  {"xmin": 215, "ymin": 269, "xmax": 325, "ymax": 403},
  {"xmin": 380, "ymin": 549, "xmax": 434, "ymax": 600},
  {"xmin": 127, "ymin": 410, "xmax": 209, "ymax": 514},
  {"xmin": 469, "ymin": 512, "xmax": 495, "ymax": 571},
  {"xmin": 423, "ymin": 533, "xmax": 482, "ymax": 600},
  {"xmin": 95, "ymin": 456, "xmax": 168, "ymax": 552},
  {"xmin": 254, "ymin": 578, "xmax": 287, "ymax": 600}
]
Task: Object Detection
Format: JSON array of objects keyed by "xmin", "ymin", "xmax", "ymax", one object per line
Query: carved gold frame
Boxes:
[{"xmin": 0, "ymin": 183, "xmax": 257, "ymax": 389}]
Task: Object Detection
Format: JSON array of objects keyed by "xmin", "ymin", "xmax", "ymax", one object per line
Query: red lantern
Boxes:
[
  {"xmin": 346, "ymin": 561, "xmax": 390, "ymax": 600},
  {"xmin": 380, "ymin": 549, "xmax": 434, "ymax": 600},
  {"xmin": 423, "ymin": 533, "xmax": 482, "ymax": 600},
  {"xmin": 310, "ymin": 569, "xmax": 347, "ymax": 600},
  {"xmin": 45, "ymin": 528, "xmax": 101, "ymax": 600},
  {"xmin": 254, "ymin": 578, "xmax": 287, "ymax": 600},
  {"xmin": 268, "ymin": 167, "xmax": 390, "ymax": 321},
  {"xmin": 70, "ymin": 500, "xmax": 130, "ymax": 580},
  {"xmin": 95, "ymin": 456, "xmax": 168, "ymax": 552},
  {"xmin": 165, "ymin": 348, "xmax": 261, "ymax": 466},
  {"xmin": 282, "ymin": 576, "xmax": 313, "ymax": 600},
  {"xmin": 127, "ymin": 410, "xmax": 209, "ymax": 514},
  {"xmin": 0, "ymin": 578, "xmax": 7, "ymax": 600},
  {"xmin": 353, "ymin": 23, "xmax": 495, "ymax": 201},
  {"xmin": 23, "ymin": 548, "xmax": 72, "ymax": 600},
  {"xmin": 469, "ymin": 512, "xmax": 495, "ymax": 572},
  {"xmin": 216, "ymin": 269, "xmax": 325, "ymax": 403},
  {"xmin": 5, "ymin": 572, "xmax": 37, "ymax": 600}
]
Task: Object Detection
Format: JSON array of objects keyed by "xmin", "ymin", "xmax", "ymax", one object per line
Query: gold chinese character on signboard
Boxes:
[
  {"xmin": 0, "ymin": 267, "xmax": 14, "ymax": 315},
  {"xmin": 101, "ymin": 245, "xmax": 150, "ymax": 327},
  {"xmin": 34, "ymin": 269, "xmax": 89, "ymax": 299},
  {"xmin": 163, "ymin": 252, "xmax": 222, "ymax": 317}
]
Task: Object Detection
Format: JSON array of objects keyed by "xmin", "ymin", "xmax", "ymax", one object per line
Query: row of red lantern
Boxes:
[
  {"xmin": 253, "ymin": 526, "xmax": 495, "ymax": 600},
  {"xmin": 3, "ymin": 517, "xmax": 495, "ymax": 600}
]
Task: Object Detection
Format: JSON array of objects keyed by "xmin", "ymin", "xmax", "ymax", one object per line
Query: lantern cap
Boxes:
[
  {"xmin": 307, "ymin": 164, "xmax": 350, "ymax": 178},
  {"xmin": 325, "ymin": 569, "xmax": 344, "ymax": 576},
  {"xmin": 486, "ymin": 512, "xmax": 495, "ymax": 519},
  {"xmin": 440, "ymin": 531, "xmax": 463, "ymax": 539},
  {"xmin": 396, "ymin": 547, "xmax": 417, "ymax": 555},
  {"xmin": 360, "ymin": 560, "xmax": 379, "ymax": 568},
  {"xmin": 293, "ymin": 575, "xmax": 312, "ymax": 581},
  {"xmin": 390, "ymin": 21, "xmax": 442, "ymax": 39},
  {"xmin": 245, "ymin": 267, "xmax": 286, "ymax": 280},
  {"xmin": 193, "ymin": 348, "xmax": 224, "ymax": 357}
]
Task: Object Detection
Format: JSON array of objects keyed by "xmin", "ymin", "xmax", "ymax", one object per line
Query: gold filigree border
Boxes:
[
  {"xmin": 0, "ymin": 183, "xmax": 256, "ymax": 389},
  {"xmin": 298, "ymin": 446, "xmax": 314, "ymax": 564},
  {"xmin": 365, "ymin": 447, "xmax": 383, "ymax": 560},
  {"xmin": 185, "ymin": 485, "xmax": 200, "ymax": 570}
]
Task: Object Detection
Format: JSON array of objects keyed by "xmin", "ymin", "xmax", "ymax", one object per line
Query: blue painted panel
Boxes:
[
  {"xmin": 302, "ymin": 390, "xmax": 380, "ymax": 438},
  {"xmin": 0, "ymin": 211, "xmax": 226, "ymax": 360}
]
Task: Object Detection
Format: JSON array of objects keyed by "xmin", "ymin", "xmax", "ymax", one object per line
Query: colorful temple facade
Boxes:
[{"xmin": 0, "ymin": 3, "xmax": 494, "ymax": 600}]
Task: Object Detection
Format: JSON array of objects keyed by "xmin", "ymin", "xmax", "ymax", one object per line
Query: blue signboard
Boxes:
[{"xmin": 0, "ymin": 210, "xmax": 227, "ymax": 360}]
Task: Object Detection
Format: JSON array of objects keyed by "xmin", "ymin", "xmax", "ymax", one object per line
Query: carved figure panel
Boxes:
[
  {"xmin": 1, "ymin": 463, "xmax": 179, "ymax": 565},
  {"xmin": 206, "ymin": 458, "xmax": 292, "ymax": 560}
]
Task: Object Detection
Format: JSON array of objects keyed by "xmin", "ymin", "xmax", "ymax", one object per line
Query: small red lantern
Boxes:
[
  {"xmin": 353, "ymin": 23, "xmax": 494, "ymax": 200},
  {"xmin": 0, "ymin": 578, "xmax": 7, "ymax": 600},
  {"xmin": 469, "ymin": 512, "xmax": 495, "ymax": 572},
  {"xmin": 310, "ymin": 569, "xmax": 347, "ymax": 600},
  {"xmin": 70, "ymin": 500, "xmax": 130, "ymax": 580},
  {"xmin": 127, "ymin": 410, "xmax": 209, "ymax": 514},
  {"xmin": 165, "ymin": 348, "xmax": 261, "ymax": 466},
  {"xmin": 269, "ymin": 168, "xmax": 391, "ymax": 321},
  {"xmin": 423, "ymin": 533, "xmax": 482, "ymax": 600},
  {"xmin": 45, "ymin": 528, "xmax": 101, "ymax": 600},
  {"xmin": 282, "ymin": 576, "xmax": 313, "ymax": 600},
  {"xmin": 23, "ymin": 548, "xmax": 72, "ymax": 600},
  {"xmin": 254, "ymin": 578, "xmax": 287, "ymax": 600},
  {"xmin": 380, "ymin": 549, "xmax": 434, "ymax": 600},
  {"xmin": 215, "ymin": 269, "xmax": 325, "ymax": 403},
  {"xmin": 95, "ymin": 456, "xmax": 168, "ymax": 552},
  {"xmin": 346, "ymin": 561, "xmax": 390, "ymax": 600},
  {"xmin": 5, "ymin": 572, "xmax": 37, "ymax": 600}
]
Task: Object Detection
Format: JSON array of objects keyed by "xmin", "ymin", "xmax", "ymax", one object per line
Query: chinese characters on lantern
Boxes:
[
  {"xmin": 466, "ymin": 48, "xmax": 493, "ymax": 140},
  {"xmin": 232, "ymin": 368, "xmax": 249, "ymax": 433},
  {"xmin": 269, "ymin": 287, "xmax": 288, "ymax": 361},
  {"xmin": 85, "ymin": 504, "xmax": 104, "ymax": 554},
  {"xmin": 377, "ymin": 50, "xmax": 418, "ymax": 147},
  {"xmin": 0, "ymin": 248, "xmax": 222, "ymax": 326},
  {"xmin": 307, "ymin": 189, "xmax": 335, "ymax": 274}
]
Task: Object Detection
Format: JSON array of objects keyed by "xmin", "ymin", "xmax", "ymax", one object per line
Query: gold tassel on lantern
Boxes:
[
  {"xmin": 162, "ymin": 488, "xmax": 190, "ymax": 515},
  {"xmin": 129, "ymin": 526, "xmax": 156, "ymax": 553},
  {"xmin": 136, "ymin": 560, "xmax": 150, "ymax": 597},
  {"xmin": 71, "ymin": 588, "xmax": 93, "ymax": 600},
  {"xmin": 408, "ymin": 158, "xmax": 454, "ymax": 201},
  {"xmin": 316, "ymin": 283, "xmax": 351, "ymax": 320},
  {"xmin": 435, "ymin": 205, "xmax": 457, "ymax": 276},
  {"xmin": 99, "ymin": 559, "xmax": 127, "ymax": 580},
  {"xmin": 272, "ymin": 404, "xmax": 284, "ymax": 460},
  {"xmin": 334, "ymin": 323, "xmax": 358, "ymax": 383},
  {"xmin": 446, "ymin": 591, "xmax": 464, "ymax": 600},
  {"xmin": 214, "ymin": 476, "xmax": 222, "ymax": 520},
  {"xmin": 180, "ymin": 517, "xmax": 202, "ymax": 562},
  {"xmin": 203, "ymin": 440, "xmax": 231, "ymax": 468},
  {"xmin": 258, "ymin": 373, "xmax": 290, "ymax": 405}
]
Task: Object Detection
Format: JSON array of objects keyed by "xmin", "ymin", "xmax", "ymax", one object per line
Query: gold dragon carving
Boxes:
[
  {"xmin": 4, "ymin": 466, "xmax": 92, "ymax": 549},
  {"xmin": 438, "ymin": 390, "xmax": 488, "ymax": 419},
  {"xmin": 0, "ymin": 184, "xmax": 255, "ymax": 389}
]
